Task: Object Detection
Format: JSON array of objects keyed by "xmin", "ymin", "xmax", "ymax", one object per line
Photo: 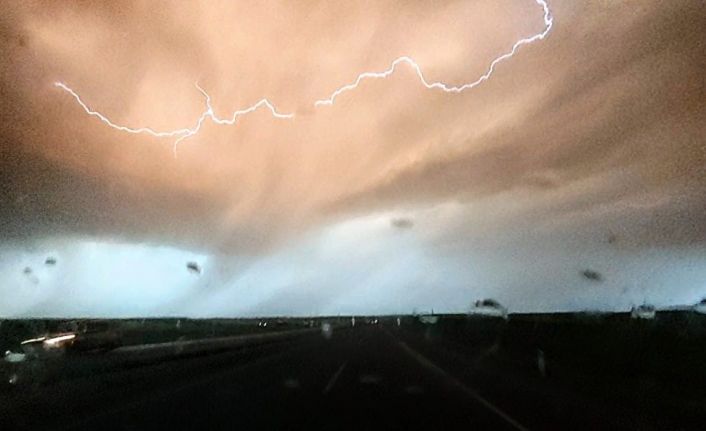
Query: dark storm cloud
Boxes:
[
  {"xmin": 0, "ymin": 0, "xmax": 560, "ymax": 253},
  {"xmin": 323, "ymin": 0, "xmax": 706, "ymax": 250},
  {"xmin": 0, "ymin": 0, "xmax": 705, "ymax": 316},
  {"xmin": 0, "ymin": 150, "xmax": 233, "ymax": 250}
]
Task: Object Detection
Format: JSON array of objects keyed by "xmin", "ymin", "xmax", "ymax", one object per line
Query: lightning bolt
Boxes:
[
  {"xmin": 314, "ymin": 0, "xmax": 553, "ymax": 107},
  {"xmin": 54, "ymin": 82, "xmax": 294, "ymax": 155},
  {"xmin": 55, "ymin": 0, "xmax": 553, "ymax": 154}
]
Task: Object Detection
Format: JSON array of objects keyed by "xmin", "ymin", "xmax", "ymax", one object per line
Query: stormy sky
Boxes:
[{"xmin": 1, "ymin": 0, "xmax": 704, "ymax": 317}]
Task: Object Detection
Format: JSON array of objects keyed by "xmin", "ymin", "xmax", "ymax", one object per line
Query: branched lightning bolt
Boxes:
[
  {"xmin": 54, "ymin": 81, "xmax": 294, "ymax": 155},
  {"xmin": 55, "ymin": 0, "xmax": 553, "ymax": 155},
  {"xmin": 314, "ymin": 0, "xmax": 553, "ymax": 107}
]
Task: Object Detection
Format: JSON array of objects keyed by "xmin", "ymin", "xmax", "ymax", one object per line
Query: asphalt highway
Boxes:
[
  {"xmin": 4, "ymin": 317, "xmax": 702, "ymax": 430},
  {"xmin": 2, "ymin": 326, "xmax": 525, "ymax": 430}
]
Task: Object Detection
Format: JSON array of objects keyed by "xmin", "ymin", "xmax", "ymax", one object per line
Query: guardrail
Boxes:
[
  {"xmin": 2, "ymin": 327, "xmax": 323, "ymax": 391},
  {"xmin": 109, "ymin": 327, "xmax": 320, "ymax": 361}
]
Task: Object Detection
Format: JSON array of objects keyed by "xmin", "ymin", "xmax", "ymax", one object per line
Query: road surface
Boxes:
[
  {"xmin": 4, "ymin": 314, "xmax": 705, "ymax": 430},
  {"xmin": 3, "ymin": 326, "xmax": 527, "ymax": 430}
]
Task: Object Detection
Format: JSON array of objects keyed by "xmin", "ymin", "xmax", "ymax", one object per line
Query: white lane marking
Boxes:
[
  {"xmin": 395, "ymin": 339, "xmax": 529, "ymax": 431},
  {"xmin": 322, "ymin": 361, "xmax": 348, "ymax": 395}
]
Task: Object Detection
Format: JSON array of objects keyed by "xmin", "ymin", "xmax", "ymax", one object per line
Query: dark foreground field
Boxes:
[{"xmin": 1, "ymin": 312, "xmax": 706, "ymax": 430}]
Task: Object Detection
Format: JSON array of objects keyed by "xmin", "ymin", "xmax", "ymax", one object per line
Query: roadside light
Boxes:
[{"xmin": 43, "ymin": 333, "xmax": 76, "ymax": 349}]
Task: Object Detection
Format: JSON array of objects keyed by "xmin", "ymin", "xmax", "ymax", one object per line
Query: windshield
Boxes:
[{"xmin": 1, "ymin": 0, "xmax": 705, "ymax": 429}]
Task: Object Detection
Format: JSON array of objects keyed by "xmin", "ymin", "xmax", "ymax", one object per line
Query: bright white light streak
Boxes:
[
  {"xmin": 43, "ymin": 333, "xmax": 76, "ymax": 346},
  {"xmin": 54, "ymin": 82, "xmax": 294, "ymax": 156},
  {"xmin": 21, "ymin": 336, "xmax": 46, "ymax": 345},
  {"xmin": 55, "ymin": 0, "xmax": 553, "ymax": 154},
  {"xmin": 314, "ymin": 0, "xmax": 553, "ymax": 107}
]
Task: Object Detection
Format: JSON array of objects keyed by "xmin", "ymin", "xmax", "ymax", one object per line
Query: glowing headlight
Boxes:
[
  {"xmin": 43, "ymin": 333, "xmax": 76, "ymax": 349},
  {"xmin": 21, "ymin": 336, "xmax": 46, "ymax": 345}
]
